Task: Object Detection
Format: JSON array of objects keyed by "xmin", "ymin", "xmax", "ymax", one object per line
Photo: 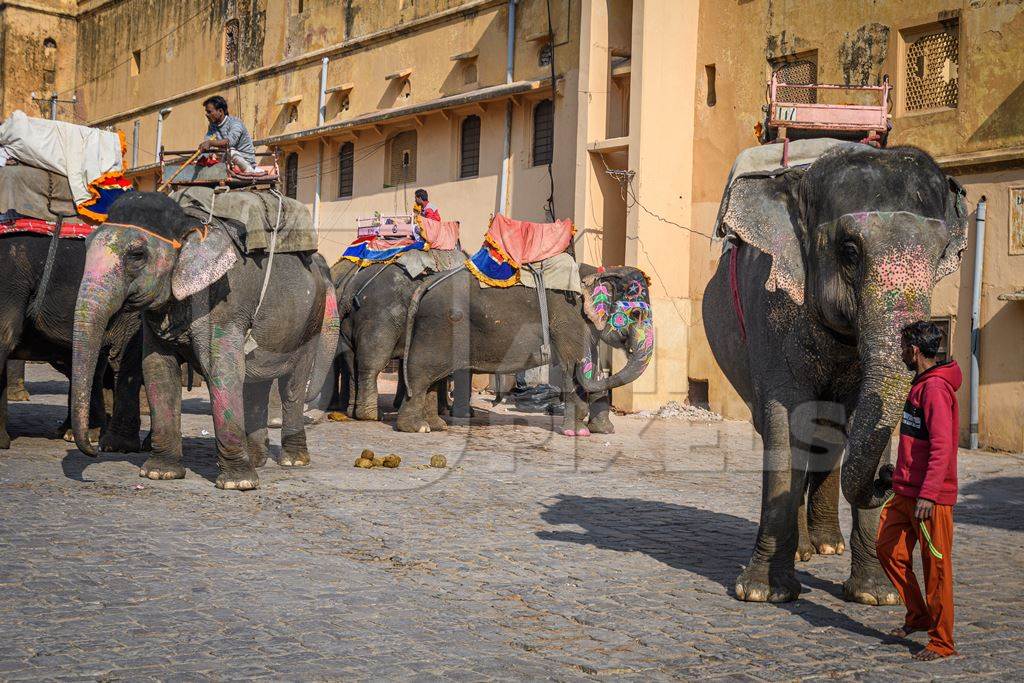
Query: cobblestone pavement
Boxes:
[{"xmin": 1, "ymin": 366, "xmax": 1022, "ymax": 681}]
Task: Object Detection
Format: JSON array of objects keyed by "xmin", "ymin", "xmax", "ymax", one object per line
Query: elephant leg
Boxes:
[
  {"xmin": 101, "ymin": 335, "xmax": 144, "ymax": 454},
  {"xmin": 138, "ymin": 339, "xmax": 185, "ymax": 481},
  {"xmin": 449, "ymin": 369, "xmax": 474, "ymax": 418},
  {"xmin": 208, "ymin": 325, "xmax": 258, "ymax": 490},
  {"xmin": 843, "ymin": 495, "xmax": 900, "ymax": 606},
  {"xmin": 353, "ymin": 349, "xmax": 384, "ymax": 421},
  {"xmin": 279, "ymin": 346, "xmax": 316, "ymax": 467},
  {"xmin": 807, "ymin": 462, "xmax": 845, "ymax": 556},
  {"xmin": 65, "ymin": 363, "xmax": 107, "ymax": 444},
  {"xmin": 587, "ymin": 391, "xmax": 614, "ymax": 434},
  {"xmin": 795, "ymin": 487, "xmax": 814, "ymax": 562},
  {"xmin": 735, "ymin": 397, "xmax": 806, "ymax": 603},
  {"xmin": 243, "ymin": 380, "xmax": 272, "ymax": 468},
  {"xmin": 424, "ymin": 380, "xmax": 448, "ymax": 432},
  {"xmin": 6, "ymin": 360, "xmax": 29, "ymax": 402},
  {"xmin": 559, "ymin": 367, "xmax": 589, "ymax": 437}
]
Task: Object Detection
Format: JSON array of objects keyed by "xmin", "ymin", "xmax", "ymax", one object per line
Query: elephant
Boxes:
[
  {"xmin": 71, "ymin": 192, "xmax": 339, "ymax": 490},
  {"xmin": 0, "ymin": 230, "xmax": 144, "ymax": 451},
  {"xmin": 326, "ymin": 252, "xmax": 467, "ymax": 421},
  {"xmin": 396, "ymin": 263, "xmax": 654, "ymax": 435},
  {"xmin": 6, "ymin": 361, "xmax": 29, "ymax": 402},
  {"xmin": 702, "ymin": 144, "xmax": 967, "ymax": 604}
]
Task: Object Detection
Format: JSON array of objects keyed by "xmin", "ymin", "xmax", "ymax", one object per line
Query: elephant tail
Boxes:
[
  {"xmin": 402, "ymin": 265, "xmax": 466, "ymax": 390},
  {"xmin": 306, "ymin": 258, "xmax": 342, "ymax": 404}
]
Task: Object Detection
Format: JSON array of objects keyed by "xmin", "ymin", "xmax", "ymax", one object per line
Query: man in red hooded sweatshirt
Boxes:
[{"xmin": 877, "ymin": 320, "xmax": 961, "ymax": 661}]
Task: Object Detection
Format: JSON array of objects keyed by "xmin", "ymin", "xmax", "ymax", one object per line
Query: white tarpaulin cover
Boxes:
[{"xmin": 0, "ymin": 110, "xmax": 124, "ymax": 206}]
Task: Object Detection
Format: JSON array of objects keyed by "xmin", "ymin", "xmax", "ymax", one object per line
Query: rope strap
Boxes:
[{"xmin": 244, "ymin": 189, "xmax": 284, "ymax": 355}]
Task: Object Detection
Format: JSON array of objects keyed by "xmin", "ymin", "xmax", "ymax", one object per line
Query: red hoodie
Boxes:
[{"xmin": 894, "ymin": 359, "xmax": 962, "ymax": 506}]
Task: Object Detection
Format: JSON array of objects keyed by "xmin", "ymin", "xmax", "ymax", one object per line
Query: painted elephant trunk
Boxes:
[
  {"xmin": 576, "ymin": 316, "xmax": 654, "ymax": 393},
  {"xmin": 71, "ymin": 246, "xmax": 126, "ymax": 457}
]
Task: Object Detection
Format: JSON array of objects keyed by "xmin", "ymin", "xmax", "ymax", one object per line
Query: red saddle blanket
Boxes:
[
  {"xmin": 486, "ymin": 214, "xmax": 574, "ymax": 266},
  {"xmin": 418, "ymin": 217, "xmax": 460, "ymax": 250},
  {"xmin": 0, "ymin": 217, "xmax": 94, "ymax": 239}
]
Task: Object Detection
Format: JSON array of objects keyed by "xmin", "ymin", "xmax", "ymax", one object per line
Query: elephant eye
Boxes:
[
  {"xmin": 125, "ymin": 248, "xmax": 148, "ymax": 265},
  {"xmin": 839, "ymin": 240, "xmax": 860, "ymax": 266}
]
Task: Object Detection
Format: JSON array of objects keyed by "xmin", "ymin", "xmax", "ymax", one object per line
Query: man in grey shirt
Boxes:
[{"xmin": 199, "ymin": 95, "xmax": 260, "ymax": 173}]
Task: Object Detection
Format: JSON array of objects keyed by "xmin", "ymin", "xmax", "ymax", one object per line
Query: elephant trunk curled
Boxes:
[
  {"xmin": 72, "ymin": 238, "xmax": 126, "ymax": 457},
  {"xmin": 576, "ymin": 315, "xmax": 654, "ymax": 393}
]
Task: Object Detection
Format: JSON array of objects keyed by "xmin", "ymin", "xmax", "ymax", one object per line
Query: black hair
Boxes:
[
  {"xmin": 203, "ymin": 95, "xmax": 229, "ymax": 114},
  {"xmin": 901, "ymin": 320, "xmax": 943, "ymax": 359},
  {"xmin": 415, "ymin": 189, "xmax": 428, "ymax": 202}
]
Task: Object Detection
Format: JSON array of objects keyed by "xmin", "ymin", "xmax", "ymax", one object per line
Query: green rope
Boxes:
[{"xmin": 919, "ymin": 521, "xmax": 944, "ymax": 560}]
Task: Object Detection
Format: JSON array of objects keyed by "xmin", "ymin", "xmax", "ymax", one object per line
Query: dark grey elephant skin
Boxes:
[
  {"xmin": 397, "ymin": 264, "xmax": 654, "ymax": 435},
  {"xmin": 703, "ymin": 145, "xmax": 967, "ymax": 604},
  {"xmin": 327, "ymin": 256, "xmax": 466, "ymax": 421},
  {"xmin": 71, "ymin": 192, "xmax": 338, "ymax": 491},
  {"xmin": 0, "ymin": 231, "xmax": 143, "ymax": 452}
]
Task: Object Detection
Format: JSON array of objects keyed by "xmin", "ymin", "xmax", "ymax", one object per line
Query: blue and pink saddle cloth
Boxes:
[
  {"xmin": 465, "ymin": 214, "xmax": 579, "ymax": 291},
  {"xmin": 341, "ymin": 212, "xmax": 461, "ymax": 266}
]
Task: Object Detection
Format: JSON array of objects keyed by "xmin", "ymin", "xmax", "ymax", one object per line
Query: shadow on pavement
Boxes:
[
  {"xmin": 957, "ymin": 476, "xmax": 1024, "ymax": 532},
  {"xmin": 61, "ymin": 436, "xmax": 221, "ymax": 484},
  {"xmin": 537, "ymin": 494, "xmax": 897, "ymax": 642}
]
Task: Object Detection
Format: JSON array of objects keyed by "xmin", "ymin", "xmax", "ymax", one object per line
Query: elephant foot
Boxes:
[
  {"xmin": 843, "ymin": 569, "xmax": 901, "ymax": 606},
  {"xmin": 63, "ymin": 427, "xmax": 100, "ymax": 445},
  {"xmin": 449, "ymin": 405, "xmax": 474, "ymax": 419},
  {"xmin": 249, "ymin": 443, "xmax": 269, "ymax": 468},
  {"xmin": 216, "ymin": 465, "xmax": 259, "ymax": 491},
  {"xmin": 426, "ymin": 415, "xmax": 448, "ymax": 432},
  {"xmin": 587, "ymin": 418, "xmax": 614, "ymax": 434},
  {"xmin": 139, "ymin": 455, "xmax": 186, "ymax": 480},
  {"xmin": 561, "ymin": 428, "xmax": 591, "ymax": 437},
  {"xmin": 353, "ymin": 404, "xmax": 378, "ymax": 421},
  {"xmin": 735, "ymin": 564, "xmax": 801, "ymax": 603},
  {"xmin": 396, "ymin": 413, "xmax": 429, "ymax": 433},
  {"xmin": 268, "ymin": 417, "xmax": 283, "ymax": 429},
  {"xmin": 99, "ymin": 430, "xmax": 142, "ymax": 454},
  {"xmin": 0, "ymin": 430, "xmax": 10, "ymax": 450},
  {"xmin": 796, "ymin": 538, "xmax": 815, "ymax": 563},
  {"xmin": 279, "ymin": 450, "xmax": 310, "ymax": 467},
  {"xmin": 810, "ymin": 527, "xmax": 846, "ymax": 556}
]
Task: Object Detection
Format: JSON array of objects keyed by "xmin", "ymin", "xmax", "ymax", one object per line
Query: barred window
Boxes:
[
  {"xmin": 338, "ymin": 141, "xmax": 354, "ymax": 198},
  {"xmin": 459, "ymin": 115, "xmax": 481, "ymax": 179},
  {"xmin": 532, "ymin": 99, "xmax": 554, "ymax": 167},
  {"xmin": 284, "ymin": 152, "xmax": 298, "ymax": 199},
  {"xmin": 771, "ymin": 53, "xmax": 818, "ymax": 104},
  {"xmin": 904, "ymin": 21, "xmax": 959, "ymax": 111},
  {"xmin": 224, "ymin": 19, "xmax": 239, "ymax": 64},
  {"xmin": 387, "ymin": 130, "xmax": 417, "ymax": 186}
]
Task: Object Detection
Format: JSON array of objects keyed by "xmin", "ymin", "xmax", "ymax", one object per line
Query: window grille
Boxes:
[
  {"xmin": 338, "ymin": 141, "xmax": 354, "ymax": 198},
  {"xmin": 387, "ymin": 130, "xmax": 417, "ymax": 186},
  {"xmin": 771, "ymin": 57, "xmax": 817, "ymax": 104},
  {"xmin": 285, "ymin": 152, "xmax": 298, "ymax": 199},
  {"xmin": 905, "ymin": 21, "xmax": 959, "ymax": 111},
  {"xmin": 532, "ymin": 100, "xmax": 554, "ymax": 167},
  {"xmin": 460, "ymin": 115, "xmax": 481, "ymax": 179}
]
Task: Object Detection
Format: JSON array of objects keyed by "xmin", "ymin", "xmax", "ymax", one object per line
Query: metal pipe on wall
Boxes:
[
  {"xmin": 132, "ymin": 119, "xmax": 140, "ymax": 168},
  {"xmin": 312, "ymin": 57, "xmax": 329, "ymax": 232},
  {"xmin": 155, "ymin": 107, "xmax": 172, "ymax": 159},
  {"xmin": 496, "ymin": 0, "xmax": 516, "ymax": 216},
  {"xmin": 969, "ymin": 195, "xmax": 987, "ymax": 450}
]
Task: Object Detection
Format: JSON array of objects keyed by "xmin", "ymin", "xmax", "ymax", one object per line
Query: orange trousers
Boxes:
[{"xmin": 876, "ymin": 493, "xmax": 956, "ymax": 656}]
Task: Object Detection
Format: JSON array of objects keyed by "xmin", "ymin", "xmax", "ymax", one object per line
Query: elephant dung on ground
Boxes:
[
  {"xmin": 398, "ymin": 264, "xmax": 654, "ymax": 436},
  {"xmin": 703, "ymin": 143, "xmax": 967, "ymax": 604},
  {"xmin": 0, "ymin": 228, "xmax": 143, "ymax": 452},
  {"xmin": 71, "ymin": 192, "xmax": 339, "ymax": 490}
]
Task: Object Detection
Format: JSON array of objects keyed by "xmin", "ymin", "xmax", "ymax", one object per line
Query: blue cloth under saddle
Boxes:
[
  {"xmin": 342, "ymin": 238, "xmax": 427, "ymax": 266},
  {"xmin": 466, "ymin": 240, "xmax": 519, "ymax": 287}
]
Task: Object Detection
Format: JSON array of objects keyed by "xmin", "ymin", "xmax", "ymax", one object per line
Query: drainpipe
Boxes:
[
  {"xmin": 312, "ymin": 56, "xmax": 329, "ymax": 233},
  {"xmin": 132, "ymin": 119, "xmax": 140, "ymax": 168},
  {"xmin": 969, "ymin": 195, "xmax": 987, "ymax": 450},
  {"xmin": 496, "ymin": 0, "xmax": 517, "ymax": 216},
  {"xmin": 155, "ymin": 107, "xmax": 172, "ymax": 160}
]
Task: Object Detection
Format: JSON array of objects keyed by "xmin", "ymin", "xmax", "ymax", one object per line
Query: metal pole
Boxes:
[
  {"xmin": 969, "ymin": 196, "xmax": 987, "ymax": 450},
  {"xmin": 156, "ymin": 107, "xmax": 172, "ymax": 159},
  {"xmin": 132, "ymin": 119, "xmax": 140, "ymax": 168},
  {"xmin": 49, "ymin": 93, "xmax": 58, "ymax": 120},
  {"xmin": 496, "ymin": 0, "xmax": 516, "ymax": 216},
  {"xmin": 312, "ymin": 56, "xmax": 328, "ymax": 233}
]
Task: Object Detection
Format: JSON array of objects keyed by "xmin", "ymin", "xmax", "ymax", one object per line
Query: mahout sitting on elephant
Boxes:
[
  {"xmin": 703, "ymin": 142, "xmax": 967, "ymax": 603},
  {"xmin": 71, "ymin": 192, "xmax": 339, "ymax": 490},
  {"xmin": 397, "ymin": 255, "xmax": 654, "ymax": 436}
]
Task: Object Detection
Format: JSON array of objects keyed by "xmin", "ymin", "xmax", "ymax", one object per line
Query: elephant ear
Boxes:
[
  {"xmin": 935, "ymin": 176, "xmax": 968, "ymax": 281},
  {"xmin": 581, "ymin": 271, "xmax": 614, "ymax": 330},
  {"xmin": 171, "ymin": 223, "xmax": 239, "ymax": 300},
  {"xmin": 715, "ymin": 169, "xmax": 806, "ymax": 305}
]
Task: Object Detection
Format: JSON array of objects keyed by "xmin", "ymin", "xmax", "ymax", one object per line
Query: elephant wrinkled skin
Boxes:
[{"xmin": 703, "ymin": 145, "xmax": 968, "ymax": 604}]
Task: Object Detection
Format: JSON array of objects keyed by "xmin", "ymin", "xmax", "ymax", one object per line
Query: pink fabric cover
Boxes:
[
  {"xmin": 419, "ymin": 217, "xmax": 460, "ymax": 250},
  {"xmin": 487, "ymin": 214, "xmax": 573, "ymax": 266}
]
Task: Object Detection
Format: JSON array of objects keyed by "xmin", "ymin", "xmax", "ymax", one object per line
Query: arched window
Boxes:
[
  {"xmin": 532, "ymin": 99, "xmax": 554, "ymax": 167},
  {"xmin": 42, "ymin": 38, "xmax": 58, "ymax": 86},
  {"xmin": 285, "ymin": 152, "xmax": 299, "ymax": 199},
  {"xmin": 459, "ymin": 115, "xmax": 481, "ymax": 179},
  {"xmin": 338, "ymin": 141, "xmax": 354, "ymax": 198},
  {"xmin": 386, "ymin": 130, "xmax": 417, "ymax": 186}
]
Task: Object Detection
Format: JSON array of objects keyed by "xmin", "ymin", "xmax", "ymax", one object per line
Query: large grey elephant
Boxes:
[
  {"xmin": 326, "ymin": 250, "xmax": 465, "ymax": 421},
  {"xmin": 397, "ymin": 264, "xmax": 654, "ymax": 435},
  {"xmin": 0, "ymin": 229, "xmax": 143, "ymax": 451},
  {"xmin": 703, "ymin": 144, "xmax": 967, "ymax": 603},
  {"xmin": 71, "ymin": 192, "xmax": 339, "ymax": 490}
]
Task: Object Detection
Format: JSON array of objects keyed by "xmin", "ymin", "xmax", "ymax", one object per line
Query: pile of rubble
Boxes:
[{"xmin": 629, "ymin": 401, "xmax": 722, "ymax": 422}]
